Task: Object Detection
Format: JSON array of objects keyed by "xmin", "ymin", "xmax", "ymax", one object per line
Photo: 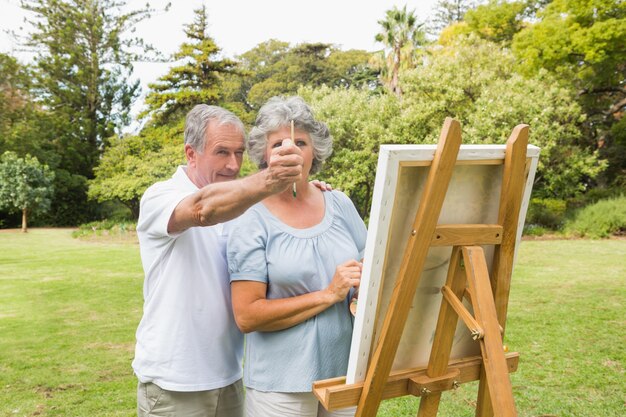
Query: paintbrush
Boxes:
[{"xmin": 290, "ymin": 120, "xmax": 297, "ymax": 198}]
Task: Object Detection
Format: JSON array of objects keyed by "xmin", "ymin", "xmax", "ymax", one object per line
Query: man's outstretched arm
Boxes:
[{"xmin": 168, "ymin": 145, "xmax": 303, "ymax": 234}]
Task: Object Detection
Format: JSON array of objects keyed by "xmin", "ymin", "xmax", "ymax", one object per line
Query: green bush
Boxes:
[
  {"xmin": 72, "ymin": 220, "xmax": 137, "ymax": 239},
  {"xmin": 565, "ymin": 196, "xmax": 626, "ymax": 238},
  {"xmin": 566, "ymin": 186, "xmax": 625, "ymax": 211},
  {"xmin": 96, "ymin": 200, "xmax": 134, "ymax": 222},
  {"xmin": 525, "ymin": 198, "xmax": 567, "ymax": 230},
  {"xmin": 523, "ymin": 224, "xmax": 548, "ymax": 236}
]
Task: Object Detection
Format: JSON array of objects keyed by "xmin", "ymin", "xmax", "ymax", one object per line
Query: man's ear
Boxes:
[{"xmin": 185, "ymin": 144, "xmax": 196, "ymax": 167}]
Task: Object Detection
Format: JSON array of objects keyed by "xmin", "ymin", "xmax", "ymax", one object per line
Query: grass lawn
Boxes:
[{"xmin": 0, "ymin": 229, "xmax": 624, "ymax": 416}]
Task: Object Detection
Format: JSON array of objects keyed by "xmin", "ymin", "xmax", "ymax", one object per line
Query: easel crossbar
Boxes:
[
  {"xmin": 313, "ymin": 353, "xmax": 519, "ymax": 411},
  {"xmin": 431, "ymin": 224, "xmax": 503, "ymax": 246},
  {"xmin": 441, "ymin": 285, "xmax": 483, "ymax": 340}
]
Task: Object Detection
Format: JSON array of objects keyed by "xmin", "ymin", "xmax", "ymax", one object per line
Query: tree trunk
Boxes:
[
  {"xmin": 22, "ymin": 207, "xmax": 28, "ymax": 233},
  {"xmin": 392, "ymin": 47, "xmax": 402, "ymax": 97},
  {"xmin": 125, "ymin": 198, "xmax": 141, "ymax": 221}
]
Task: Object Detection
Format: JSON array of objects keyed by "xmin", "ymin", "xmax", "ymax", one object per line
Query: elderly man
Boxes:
[{"xmin": 132, "ymin": 104, "xmax": 305, "ymax": 417}]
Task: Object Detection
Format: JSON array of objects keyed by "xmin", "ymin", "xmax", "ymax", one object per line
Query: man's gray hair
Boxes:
[
  {"xmin": 248, "ymin": 96, "xmax": 333, "ymax": 174},
  {"xmin": 184, "ymin": 104, "xmax": 246, "ymax": 153}
]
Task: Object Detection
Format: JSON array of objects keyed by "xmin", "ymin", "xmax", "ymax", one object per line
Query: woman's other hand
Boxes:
[{"xmin": 326, "ymin": 260, "xmax": 362, "ymax": 304}]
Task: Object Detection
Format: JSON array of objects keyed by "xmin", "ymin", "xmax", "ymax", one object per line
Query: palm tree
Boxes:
[{"xmin": 375, "ymin": 5, "xmax": 426, "ymax": 96}]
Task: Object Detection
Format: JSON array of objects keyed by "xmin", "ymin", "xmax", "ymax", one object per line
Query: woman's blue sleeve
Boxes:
[
  {"xmin": 227, "ymin": 211, "xmax": 269, "ymax": 283},
  {"xmin": 335, "ymin": 191, "xmax": 368, "ymax": 259}
]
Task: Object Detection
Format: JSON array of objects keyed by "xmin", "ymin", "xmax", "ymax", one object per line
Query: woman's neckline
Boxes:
[{"xmin": 257, "ymin": 191, "xmax": 334, "ymax": 237}]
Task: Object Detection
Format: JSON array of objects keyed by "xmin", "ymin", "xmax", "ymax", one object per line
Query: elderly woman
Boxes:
[{"xmin": 227, "ymin": 96, "xmax": 366, "ymax": 417}]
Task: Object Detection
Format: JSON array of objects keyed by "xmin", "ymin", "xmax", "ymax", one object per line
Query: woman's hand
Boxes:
[
  {"xmin": 310, "ymin": 179, "xmax": 333, "ymax": 191},
  {"xmin": 265, "ymin": 142, "xmax": 303, "ymax": 193},
  {"xmin": 325, "ymin": 260, "xmax": 362, "ymax": 304}
]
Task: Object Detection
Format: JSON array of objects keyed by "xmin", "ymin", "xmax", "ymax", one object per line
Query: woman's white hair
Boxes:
[{"xmin": 248, "ymin": 96, "xmax": 332, "ymax": 174}]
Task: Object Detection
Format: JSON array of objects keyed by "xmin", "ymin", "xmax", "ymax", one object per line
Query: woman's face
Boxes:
[{"xmin": 266, "ymin": 126, "xmax": 314, "ymax": 179}]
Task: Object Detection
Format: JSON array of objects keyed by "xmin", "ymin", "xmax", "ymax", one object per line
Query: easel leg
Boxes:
[
  {"xmin": 475, "ymin": 368, "xmax": 494, "ymax": 417},
  {"xmin": 417, "ymin": 393, "xmax": 442, "ymax": 417},
  {"xmin": 464, "ymin": 246, "xmax": 517, "ymax": 417},
  {"xmin": 417, "ymin": 247, "xmax": 467, "ymax": 417},
  {"xmin": 491, "ymin": 124, "xmax": 529, "ymax": 331}
]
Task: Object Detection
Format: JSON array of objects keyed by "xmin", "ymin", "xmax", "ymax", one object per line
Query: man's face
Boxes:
[{"xmin": 186, "ymin": 122, "xmax": 245, "ymax": 188}]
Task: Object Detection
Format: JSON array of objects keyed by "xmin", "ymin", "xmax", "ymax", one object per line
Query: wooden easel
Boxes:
[{"xmin": 313, "ymin": 118, "xmax": 529, "ymax": 416}]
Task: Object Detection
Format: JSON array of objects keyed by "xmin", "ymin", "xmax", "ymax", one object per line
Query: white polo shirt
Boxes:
[{"xmin": 132, "ymin": 165, "xmax": 243, "ymax": 391}]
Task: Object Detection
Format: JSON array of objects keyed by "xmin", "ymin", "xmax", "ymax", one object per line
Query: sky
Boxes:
[{"xmin": 0, "ymin": 0, "xmax": 440, "ymax": 115}]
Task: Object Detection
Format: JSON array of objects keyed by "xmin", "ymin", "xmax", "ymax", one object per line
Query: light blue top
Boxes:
[{"xmin": 227, "ymin": 190, "xmax": 367, "ymax": 392}]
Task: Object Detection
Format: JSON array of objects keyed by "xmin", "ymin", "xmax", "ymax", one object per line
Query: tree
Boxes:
[
  {"xmin": 374, "ymin": 5, "xmax": 427, "ymax": 96},
  {"xmin": 20, "ymin": 0, "xmax": 157, "ymax": 177},
  {"xmin": 0, "ymin": 151, "xmax": 54, "ymax": 232},
  {"xmin": 326, "ymin": 49, "xmax": 380, "ymax": 90},
  {"xmin": 0, "ymin": 54, "xmax": 29, "ymax": 147},
  {"xmin": 221, "ymin": 41, "xmax": 377, "ymax": 119},
  {"xmin": 301, "ymin": 36, "xmax": 604, "ymax": 215},
  {"xmin": 400, "ymin": 36, "xmax": 603, "ymax": 198},
  {"xmin": 17, "ymin": 0, "xmax": 161, "ymax": 225},
  {"xmin": 0, "ymin": 53, "xmax": 63, "ymax": 227},
  {"xmin": 301, "ymin": 86, "xmax": 406, "ymax": 218},
  {"xmin": 512, "ymin": 0, "xmax": 626, "ymax": 187},
  {"xmin": 464, "ymin": 0, "xmax": 528, "ymax": 44},
  {"xmin": 239, "ymin": 43, "xmax": 333, "ymax": 111},
  {"xmin": 0, "ymin": 53, "xmax": 57, "ymax": 166},
  {"xmin": 88, "ymin": 124, "xmax": 184, "ymax": 219},
  {"xmin": 431, "ymin": 0, "xmax": 477, "ymax": 32},
  {"xmin": 142, "ymin": 5, "xmax": 237, "ymax": 126},
  {"xmin": 247, "ymin": 43, "xmax": 375, "ymax": 106}
]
